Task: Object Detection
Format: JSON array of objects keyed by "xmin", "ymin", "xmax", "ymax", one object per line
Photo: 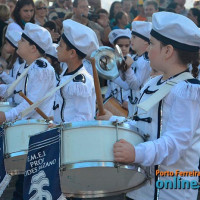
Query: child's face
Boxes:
[
  {"xmin": 19, "ymin": 4, "xmax": 34, "ymax": 22},
  {"xmin": 148, "ymin": 36, "xmax": 163, "ymax": 71},
  {"xmin": 57, "ymin": 38, "xmax": 70, "ymax": 63},
  {"xmin": 4, "ymin": 40, "xmax": 15, "ymax": 54},
  {"xmin": 131, "ymin": 35, "xmax": 147, "ymax": 53},
  {"xmin": 116, "ymin": 38, "xmax": 130, "ymax": 57},
  {"xmin": 17, "ymin": 37, "xmax": 32, "ymax": 60}
]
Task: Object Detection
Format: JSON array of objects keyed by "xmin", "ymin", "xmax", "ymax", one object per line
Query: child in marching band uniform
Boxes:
[
  {"xmin": 0, "ymin": 23, "xmax": 56, "ymax": 124},
  {"xmin": 0, "ymin": 30, "xmax": 24, "ymax": 85},
  {"xmin": 54, "ymin": 19, "xmax": 99, "ymax": 123},
  {"xmin": 106, "ymin": 28, "xmax": 131, "ymax": 112},
  {"xmin": 122, "ymin": 21, "xmax": 152, "ymax": 117},
  {"xmin": 98, "ymin": 12, "xmax": 200, "ymax": 200}
]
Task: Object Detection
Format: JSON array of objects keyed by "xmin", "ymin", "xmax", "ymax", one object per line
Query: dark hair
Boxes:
[
  {"xmin": 115, "ymin": 11, "xmax": 126, "ymax": 25},
  {"xmin": 144, "ymin": 0, "xmax": 158, "ymax": 10},
  {"xmin": 190, "ymin": 8, "xmax": 200, "ymax": 27},
  {"xmin": 43, "ymin": 21, "xmax": 57, "ymax": 31},
  {"xmin": 62, "ymin": 35, "xmax": 86, "ymax": 59},
  {"xmin": 12, "ymin": 0, "xmax": 35, "ymax": 29},
  {"xmin": 167, "ymin": 2, "xmax": 178, "ymax": 10},
  {"xmin": 51, "ymin": 57, "xmax": 62, "ymax": 75},
  {"xmin": 96, "ymin": 8, "xmax": 108, "ymax": 15},
  {"xmin": 7, "ymin": 50, "xmax": 18, "ymax": 70},
  {"xmin": 160, "ymin": 42, "xmax": 199, "ymax": 78},
  {"xmin": 73, "ymin": 0, "xmax": 79, "ymax": 8},
  {"xmin": 109, "ymin": 1, "xmax": 121, "ymax": 20}
]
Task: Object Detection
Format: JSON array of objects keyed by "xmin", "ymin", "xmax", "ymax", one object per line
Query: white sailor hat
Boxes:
[
  {"xmin": 62, "ymin": 19, "xmax": 99, "ymax": 57},
  {"xmin": 22, "ymin": 22, "xmax": 52, "ymax": 54},
  {"xmin": 151, "ymin": 12, "xmax": 200, "ymax": 52},
  {"xmin": 46, "ymin": 43, "xmax": 58, "ymax": 60},
  {"xmin": 5, "ymin": 30, "xmax": 22, "ymax": 48},
  {"xmin": 108, "ymin": 29, "xmax": 131, "ymax": 45},
  {"xmin": 131, "ymin": 21, "xmax": 152, "ymax": 42}
]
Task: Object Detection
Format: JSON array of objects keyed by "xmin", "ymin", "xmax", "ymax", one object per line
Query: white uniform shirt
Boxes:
[
  {"xmin": 124, "ymin": 53, "xmax": 151, "ymax": 117},
  {"xmin": 54, "ymin": 65, "xmax": 96, "ymax": 123},
  {"xmin": 111, "ymin": 73, "xmax": 200, "ymax": 200},
  {"xmin": 105, "ymin": 76, "xmax": 129, "ymax": 104},
  {"xmin": 0, "ymin": 58, "xmax": 56, "ymax": 121},
  {"xmin": 0, "ymin": 57, "xmax": 24, "ymax": 84}
]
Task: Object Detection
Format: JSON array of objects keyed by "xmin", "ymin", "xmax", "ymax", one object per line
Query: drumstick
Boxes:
[
  {"xmin": 19, "ymin": 91, "xmax": 50, "ymax": 121},
  {"xmin": 90, "ymin": 58, "xmax": 105, "ymax": 116}
]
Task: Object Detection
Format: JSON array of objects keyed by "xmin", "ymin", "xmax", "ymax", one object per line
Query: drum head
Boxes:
[{"xmin": 60, "ymin": 121, "xmax": 148, "ymax": 198}]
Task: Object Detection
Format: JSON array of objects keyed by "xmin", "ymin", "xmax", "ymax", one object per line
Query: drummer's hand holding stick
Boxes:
[
  {"xmin": 96, "ymin": 109, "xmax": 113, "ymax": 121},
  {"xmin": 113, "ymin": 139, "xmax": 135, "ymax": 164},
  {"xmin": 19, "ymin": 91, "xmax": 50, "ymax": 121}
]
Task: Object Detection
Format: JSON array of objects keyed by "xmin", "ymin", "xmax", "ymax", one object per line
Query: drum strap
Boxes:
[
  {"xmin": 20, "ymin": 71, "xmax": 80, "ymax": 118},
  {"xmin": 137, "ymin": 72, "xmax": 193, "ymax": 112},
  {"xmin": 7, "ymin": 65, "xmax": 30, "ymax": 97}
]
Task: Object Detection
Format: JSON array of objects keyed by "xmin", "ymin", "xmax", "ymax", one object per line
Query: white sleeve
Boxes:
[
  {"xmin": 125, "ymin": 62, "xmax": 151, "ymax": 90},
  {"xmin": 0, "ymin": 84, "xmax": 10, "ymax": 98},
  {"xmin": 134, "ymin": 83, "xmax": 200, "ymax": 166},
  {"xmin": 0, "ymin": 72, "xmax": 15, "ymax": 84},
  {"xmin": 5, "ymin": 62, "xmax": 55, "ymax": 121},
  {"xmin": 112, "ymin": 76, "xmax": 129, "ymax": 90},
  {"xmin": 105, "ymin": 80, "xmax": 111, "ymax": 99}
]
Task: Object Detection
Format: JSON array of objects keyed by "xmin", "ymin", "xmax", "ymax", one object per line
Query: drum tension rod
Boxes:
[{"xmin": 113, "ymin": 120, "xmax": 123, "ymax": 172}]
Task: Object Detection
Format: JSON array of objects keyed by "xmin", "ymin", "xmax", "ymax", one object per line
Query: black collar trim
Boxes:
[
  {"xmin": 157, "ymin": 69, "xmax": 189, "ymax": 85},
  {"xmin": 64, "ymin": 64, "xmax": 83, "ymax": 76}
]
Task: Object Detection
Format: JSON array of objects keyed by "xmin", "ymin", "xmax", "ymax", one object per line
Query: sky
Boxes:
[{"xmin": 101, "ymin": 0, "xmax": 195, "ymax": 11}]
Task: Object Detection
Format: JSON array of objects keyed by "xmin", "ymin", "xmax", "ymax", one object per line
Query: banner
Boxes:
[
  {"xmin": 23, "ymin": 128, "xmax": 65, "ymax": 200},
  {"xmin": 0, "ymin": 127, "xmax": 11, "ymax": 197}
]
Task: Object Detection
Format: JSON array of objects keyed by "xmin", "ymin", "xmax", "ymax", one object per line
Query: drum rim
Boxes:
[
  {"xmin": 0, "ymin": 102, "xmax": 12, "ymax": 106},
  {"xmin": 5, "ymin": 119, "xmax": 49, "ymax": 127},
  {"xmin": 60, "ymin": 161, "xmax": 149, "ymax": 198},
  {"xmin": 62, "ymin": 120, "xmax": 145, "ymax": 139},
  {"xmin": 60, "ymin": 161, "xmax": 146, "ymax": 171}
]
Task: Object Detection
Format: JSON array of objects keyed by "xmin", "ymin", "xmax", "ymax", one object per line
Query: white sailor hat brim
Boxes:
[
  {"xmin": 109, "ymin": 29, "xmax": 131, "ymax": 45},
  {"xmin": 151, "ymin": 12, "xmax": 200, "ymax": 52},
  {"xmin": 131, "ymin": 21, "xmax": 152, "ymax": 42},
  {"xmin": 62, "ymin": 19, "xmax": 99, "ymax": 57},
  {"xmin": 22, "ymin": 23, "xmax": 52, "ymax": 54},
  {"xmin": 5, "ymin": 30, "xmax": 22, "ymax": 48},
  {"xmin": 46, "ymin": 43, "xmax": 58, "ymax": 60}
]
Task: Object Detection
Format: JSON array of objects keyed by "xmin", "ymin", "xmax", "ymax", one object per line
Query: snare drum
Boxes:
[
  {"xmin": 0, "ymin": 102, "xmax": 14, "ymax": 112},
  {"xmin": 4, "ymin": 119, "xmax": 48, "ymax": 175},
  {"xmin": 60, "ymin": 121, "xmax": 148, "ymax": 198}
]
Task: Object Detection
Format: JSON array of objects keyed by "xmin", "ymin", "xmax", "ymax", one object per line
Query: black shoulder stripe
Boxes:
[
  {"xmin": 186, "ymin": 78, "xmax": 200, "ymax": 85},
  {"xmin": 36, "ymin": 60, "xmax": 47, "ymax": 68},
  {"xmin": 73, "ymin": 74, "xmax": 86, "ymax": 83}
]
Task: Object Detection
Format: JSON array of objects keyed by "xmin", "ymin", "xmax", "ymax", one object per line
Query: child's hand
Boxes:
[{"xmin": 125, "ymin": 56, "xmax": 134, "ymax": 69}]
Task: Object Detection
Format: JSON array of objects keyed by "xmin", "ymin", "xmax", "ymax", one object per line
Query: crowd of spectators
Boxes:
[{"xmin": 0, "ymin": 0, "xmax": 200, "ymax": 63}]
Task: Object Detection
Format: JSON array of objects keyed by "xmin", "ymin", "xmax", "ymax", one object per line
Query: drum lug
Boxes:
[
  {"xmin": 4, "ymin": 153, "xmax": 10, "ymax": 159},
  {"xmin": 143, "ymin": 134, "xmax": 150, "ymax": 141},
  {"xmin": 60, "ymin": 165, "xmax": 66, "ymax": 171}
]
